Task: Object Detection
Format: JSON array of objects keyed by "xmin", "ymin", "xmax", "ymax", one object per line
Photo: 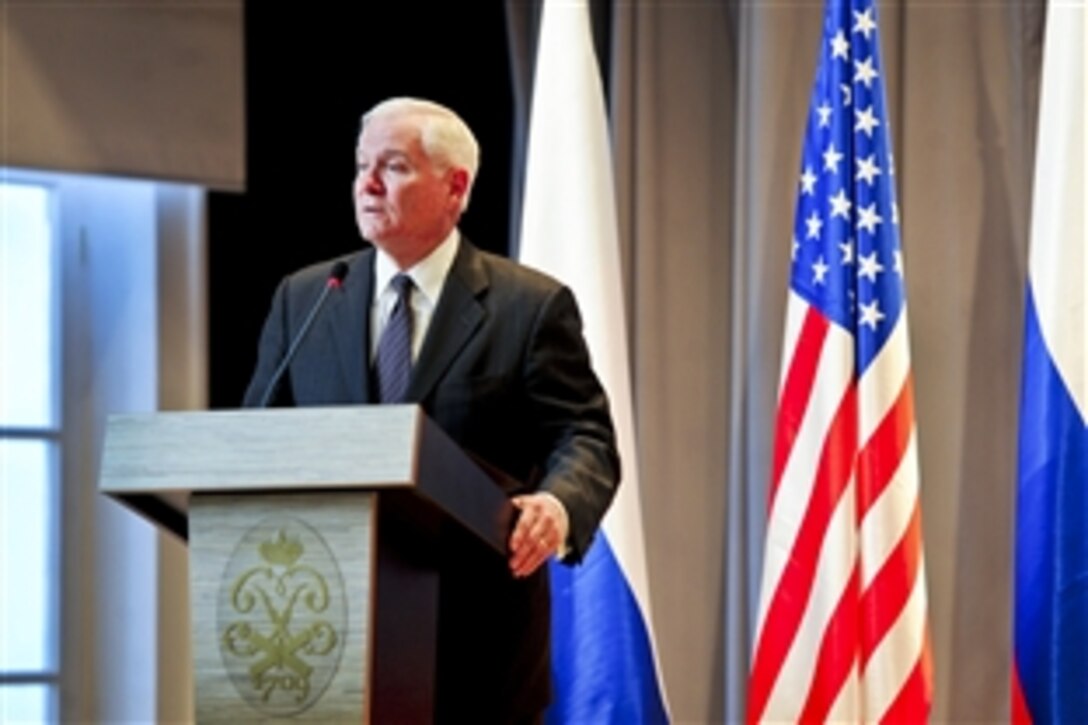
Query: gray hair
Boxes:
[{"xmin": 360, "ymin": 97, "xmax": 480, "ymax": 210}]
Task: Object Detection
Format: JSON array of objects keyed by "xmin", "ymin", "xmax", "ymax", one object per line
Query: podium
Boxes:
[{"xmin": 98, "ymin": 405, "xmax": 515, "ymax": 723}]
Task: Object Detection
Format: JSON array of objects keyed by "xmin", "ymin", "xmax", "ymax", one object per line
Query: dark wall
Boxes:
[{"xmin": 209, "ymin": 2, "xmax": 514, "ymax": 407}]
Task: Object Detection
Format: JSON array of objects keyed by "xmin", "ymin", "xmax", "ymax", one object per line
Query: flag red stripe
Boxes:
[
  {"xmin": 747, "ymin": 381, "xmax": 858, "ymax": 723},
  {"xmin": 860, "ymin": 498, "xmax": 923, "ymax": 665},
  {"xmin": 857, "ymin": 374, "xmax": 914, "ymax": 517},
  {"xmin": 798, "ymin": 564, "xmax": 860, "ymax": 723},
  {"xmin": 789, "ymin": 360, "xmax": 922, "ymax": 719},
  {"xmin": 769, "ymin": 307, "xmax": 830, "ymax": 506},
  {"xmin": 1011, "ymin": 661, "xmax": 1033, "ymax": 725},
  {"xmin": 878, "ymin": 635, "xmax": 933, "ymax": 724}
]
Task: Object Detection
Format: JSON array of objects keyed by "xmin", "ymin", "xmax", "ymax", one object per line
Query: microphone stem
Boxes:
[{"xmin": 257, "ymin": 280, "xmax": 338, "ymax": 407}]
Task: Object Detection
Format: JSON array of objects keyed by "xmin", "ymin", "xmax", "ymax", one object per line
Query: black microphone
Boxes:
[{"xmin": 257, "ymin": 261, "xmax": 350, "ymax": 407}]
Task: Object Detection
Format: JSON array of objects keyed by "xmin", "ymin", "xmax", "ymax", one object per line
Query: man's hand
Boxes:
[{"xmin": 508, "ymin": 492, "xmax": 569, "ymax": 578}]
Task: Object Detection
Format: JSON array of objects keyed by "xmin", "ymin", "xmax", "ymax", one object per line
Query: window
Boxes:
[{"xmin": 0, "ymin": 181, "xmax": 60, "ymax": 723}]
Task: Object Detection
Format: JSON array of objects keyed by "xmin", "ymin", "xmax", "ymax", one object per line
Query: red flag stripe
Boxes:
[
  {"xmin": 751, "ymin": 350, "xmax": 928, "ymax": 721},
  {"xmin": 798, "ymin": 401, "xmax": 919, "ymax": 723},
  {"xmin": 755, "ymin": 315, "xmax": 855, "ymax": 636},
  {"xmin": 798, "ymin": 564, "xmax": 861, "ymax": 723},
  {"xmin": 763, "ymin": 481, "xmax": 859, "ymax": 720},
  {"xmin": 748, "ymin": 379, "xmax": 858, "ymax": 723},
  {"xmin": 856, "ymin": 345, "xmax": 930, "ymax": 720},
  {"xmin": 1011, "ymin": 662, "xmax": 1033, "ymax": 725},
  {"xmin": 798, "ymin": 426, "xmax": 919, "ymax": 721},
  {"xmin": 877, "ymin": 632, "xmax": 933, "ymax": 725},
  {"xmin": 770, "ymin": 305, "xmax": 830, "ymax": 505},
  {"xmin": 861, "ymin": 560, "xmax": 930, "ymax": 718},
  {"xmin": 770, "ymin": 429, "xmax": 923, "ymax": 723},
  {"xmin": 856, "ymin": 375, "xmax": 915, "ymax": 517},
  {"xmin": 858, "ymin": 434, "xmax": 919, "ymax": 595},
  {"xmin": 860, "ymin": 499, "xmax": 924, "ymax": 665},
  {"xmin": 857, "ymin": 313, "xmax": 913, "ymax": 442}
]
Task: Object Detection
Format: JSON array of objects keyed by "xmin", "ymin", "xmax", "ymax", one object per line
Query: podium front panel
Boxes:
[{"xmin": 189, "ymin": 492, "xmax": 374, "ymax": 723}]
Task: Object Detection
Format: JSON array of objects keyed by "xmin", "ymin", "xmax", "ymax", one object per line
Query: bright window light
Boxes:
[
  {"xmin": 0, "ymin": 440, "xmax": 57, "ymax": 672},
  {"xmin": 0, "ymin": 683, "xmax": 52, "ymax": 723},
  {"xmin": 0, "ymin": 178, "xmax": 59, "ymax": 721},
  {"xmin": 0, "ymin": 183, "xmax": 56, "ymax": 428}
]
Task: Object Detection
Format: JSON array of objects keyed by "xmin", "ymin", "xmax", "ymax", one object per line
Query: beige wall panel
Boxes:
[{"xmin": 0, "ymin": 1, "xmax": 243, "ymax": 188}]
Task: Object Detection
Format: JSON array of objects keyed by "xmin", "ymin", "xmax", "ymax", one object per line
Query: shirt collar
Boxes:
[{"xmin": 373, "ymin": 229, "xmax": 460, "ymax": 306}]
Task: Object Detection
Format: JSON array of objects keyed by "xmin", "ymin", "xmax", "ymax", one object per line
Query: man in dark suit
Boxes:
[{"xmin": 243, "ymin": 97, "xmax": 619, "ymax": 723}]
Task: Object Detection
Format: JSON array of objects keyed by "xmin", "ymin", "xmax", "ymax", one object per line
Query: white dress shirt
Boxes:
[{"xmin": 369, "ymin": 229, "xmax": 460, "ymax": 363}]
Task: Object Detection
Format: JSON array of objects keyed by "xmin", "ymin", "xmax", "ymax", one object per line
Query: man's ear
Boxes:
[{"xmin": 448, "ymin": 168, "xmax": 470, "ymax": 204}]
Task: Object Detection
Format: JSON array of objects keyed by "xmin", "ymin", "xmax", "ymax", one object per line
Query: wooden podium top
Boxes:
[{"xmin": 99, "ymin": 405, "xmax": 513, "ymax": 553}]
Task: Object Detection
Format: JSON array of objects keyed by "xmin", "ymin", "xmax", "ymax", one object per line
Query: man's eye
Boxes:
[{"xmin": 387, "ymin": 160, "xmax": 410, "ymax": 173}]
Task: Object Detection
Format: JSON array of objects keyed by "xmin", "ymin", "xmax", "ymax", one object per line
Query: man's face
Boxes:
[{"xmin": 353, "ymin": 113, "xmax": 462, "ymax": 259}]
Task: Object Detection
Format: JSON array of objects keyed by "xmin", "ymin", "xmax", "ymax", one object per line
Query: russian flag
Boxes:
[
  {"xmin": 1012, "ymin": 4, "xmax": 1088, "ymax": 723},
  {"xmin": 516, "ymin": 0, "xmax": 670, "ymax": 722}
]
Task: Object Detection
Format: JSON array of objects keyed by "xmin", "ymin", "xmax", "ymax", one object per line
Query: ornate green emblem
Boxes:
[{"xmin": 218, "ymin": 518, "xmax": 346, "ymax": 715}]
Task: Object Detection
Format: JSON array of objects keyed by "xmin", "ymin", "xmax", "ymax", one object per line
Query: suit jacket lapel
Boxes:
[
  {"xmin": 407, "ymin": 240, "xmax": 487, "ymax": 402},
  {"xmin": 327, "ymin": 249, "xmax": 374, "ymax": 404}
]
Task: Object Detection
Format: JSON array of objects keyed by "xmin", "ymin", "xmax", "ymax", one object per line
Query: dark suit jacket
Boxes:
[{"xmin": 243, "ymin": 238, "xmax": 619, "ymax": 722}]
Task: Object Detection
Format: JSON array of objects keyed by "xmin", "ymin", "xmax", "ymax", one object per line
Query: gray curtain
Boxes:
[{"xmin": 605, "ymin": 1, "xmax": 1045, "ymax": 722}]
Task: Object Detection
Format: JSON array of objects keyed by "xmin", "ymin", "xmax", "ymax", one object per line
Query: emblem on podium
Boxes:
[{"xmin": 218, "ymin": 517, "xmax": 347, "ymax": 715}]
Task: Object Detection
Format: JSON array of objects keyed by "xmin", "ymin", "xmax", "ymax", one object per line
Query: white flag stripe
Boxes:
[
  {"xmin": 858, "ymin": 314, "xmax": 911, "ymax": 443},
  {"xmin": 763, "ymin": 478, "xmax": 858, "ymax": 722},
  {"xmin": 858, "ymin": 431, "xmax": 919, "ymax": 588},
  {"xmin": 780, "ymin": 290, "xmax": 814, "ymax": 391},
  {"xmin": 1028, "ymin": 2, "xmax": 1087, "ymax": 418},
  {"xmin": 756, "ymin": 320, "xmax": 854, "ymax": 635},
  {"xmin": 861, "ymin": 561, "xmax": 929, "ymax": 719},
  {"xmin": 827, "ymin": 664, "xmax": 861, "ymax": 724}
]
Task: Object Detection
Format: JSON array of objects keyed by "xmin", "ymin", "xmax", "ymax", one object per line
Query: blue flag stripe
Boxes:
[
  {"xmin": 547, "ymin": 536, "xmax": 669, "ymax": 724},
  {"xmin": 1015, "ymin": 287, "xmax": 1088, "ymax": 722}
]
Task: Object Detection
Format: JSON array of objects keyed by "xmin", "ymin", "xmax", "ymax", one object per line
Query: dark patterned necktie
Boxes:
[{"xmin": 375, "ymin": 273, "xmax": 414, "ymax": 403}]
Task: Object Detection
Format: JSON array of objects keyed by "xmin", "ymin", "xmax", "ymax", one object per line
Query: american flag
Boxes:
[{"xmin": 747, "ymin": 0, "xmax": 933, "ymax": 721}]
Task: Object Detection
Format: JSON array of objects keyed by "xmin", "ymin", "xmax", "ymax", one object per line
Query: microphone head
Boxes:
[{"xmin": 328, "ymin": 261, "xmax": 350, "ymax": 288}]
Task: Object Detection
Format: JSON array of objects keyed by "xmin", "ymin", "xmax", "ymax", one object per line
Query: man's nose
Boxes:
[{"xmin": 361, "ymin": 168, "xmax": 384, "ymax": 195}]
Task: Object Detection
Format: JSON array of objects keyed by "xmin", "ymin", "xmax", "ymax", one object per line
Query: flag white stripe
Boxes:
[
  {"xmin": 861, "ymin": 561, "xmax": 929, "ymax": 719},
  {"xmin": 827, "ymin": 663, "xmax": 860, "ymax": 724},
  {"xmin": 858, "ymin": 314, "xmax": 911, "ymax": 443},
  {"xmin": 755, "ymin": 316, "xmax": 854, "ymax": 636},
  {"xmin": 1028, "ymin": 2, "xmax": 1087, "ymax": 418},
  {"xmin": 763, "ymin": 478, "xmax": 858, "ymax": 722},
  {"xmin": 780, "ymin": 289, "xmax": 814, "ymax": 391},
  {"xmin": 858, "ymin": 431, "xmax": 919, "ymax": 588}
]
